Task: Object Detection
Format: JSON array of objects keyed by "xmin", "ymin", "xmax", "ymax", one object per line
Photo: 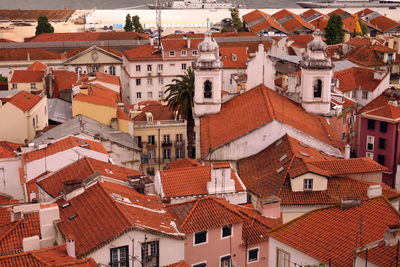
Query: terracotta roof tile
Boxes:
[
  {"xmin": 27, "ymin": 61, "xmax": 47, "ymax": 71},
  {"xmin": 65, "ymin": 46, "xmax": 123, "ymax": 58},
  {"xmin": 133, "ymin": 103, "xmax": 175, "ymax": 121},
  {"xmin": 74, "ymin": 93, "xmax": 117, "ymax": 108},
  {"xmin": 163, "ymin": 261, "xmax": 190, "ymax": 267},
  {"xmin": 344, "ymin": 46, "xmax": 385, "ymax": 67},
  {"xmin": 0, "ymin": 244, "xmax": 98, "ymax": 266},
  {"xmin": 23, "ymin": 136, "xmax": 107, "ymax": 163},
  {"xmin": 52, "ymin": 70, "xmax": 79, "ymax": 98},
  {"xmin": 242, "ymin": 10, "xmax": 287, "ymax": 34},
  {"xmin": 0, "ymin": 38, "xmax": 16, "ymax": 43},
  {"xmin": 124, "ymin": 43, "xmax": 162, "ymax": 61},
  {"xmin": 334, "ymin": 67, "xmax": 387, "ymax": 93},
  {"xmin": 300, "ymin": 9, "xmax": 324, "ymax": 22},
  {"xmin": 26, "ymin": 171, "xmax": 50, "ymax": 202},
  {"xmin": 309, "ymin": 157, "xmax": 388, "ymax": 174},
  {"xmin": 167, "ymin": 157, "xmax": 203, "ymax": 169},
  {"xmin": 91, "ymin": 72, "xmax": 121, "ymax": 86},
  {"xmin": 218, "ymin": 41, "xmax": 272, "ymax": 54},
  {"xmin": 200, "ymin": 85, "xmax": 341, "ymax": 158},
  {"xmin": 269, "ymin": 197, "xmax": 400, "ymax": 266},
  {"xmin": 87, "ymin": 83, "xmax": 120, "ymax": 102},
  {"xmin": 26, "ymin": 32, "xmax": 149, "ymax": 43},
  {"xmin": 370, "ymin": 15, "xmax": 400, "ymax": 32},
  {"xmin": 0, "ymin": 212, "xmax": 40, "ymax": 255},
  {"xmin": 162, "ymin": 38, "xmax": 202, "ymax": 51},
  {"xmin": 0, "ymin": 48, "xmax": 61, "ymax": 61},
  {"xmin": 220, "ymin": 47, "xmax": 248, "ymax": 69},
  {"xmin": 117, "ymin": 108, "xmax": 131, "ymax": 121},
  {"xmin": 9, "ymin": 70, "xmax": 45, "ymax": 83},
  {"xmin": 0, "ymin": 141, "xmax": 21, "ymax": 159},
  {"xmin": 272, "ymin": 9, "xmax": 314, "ymax": 33},
  {"xmin": 159, "ymin": 164, "xmax": 245, "ymax": 198},
  {"xmin": 57, "ymin": 181, "xmax": 183, "ymax": 257},
  {"xmin": 288, "ymin": 34, "xmax": 316, "ymax": 48},
  {"xmin": 357, "ymin": 240, "xmax": 400, "ymax": 266},
  {"xmin": 362, "ymin": 103, "xmax": 400, "ymax": 121},
  {"xmin": 7, "ymin": 91, "xmax": 42, "ymax": 112}
]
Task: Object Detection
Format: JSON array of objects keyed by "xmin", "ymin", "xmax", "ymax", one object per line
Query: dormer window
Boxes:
[
  {"xmin": 304, "ymin": 179, "xmax": 313, "ymax": 191},
  {"xmin": 169, "ymin": 51, "xmax": 175, "ymax": 57},
  {"xmin": 30, "ymin": 83, "xmax": 36, "ymax": 89},
  {"xmin": 231, "ymin": 53, "xmax": 237, "ymax": 61},
  {"xmin": 192, "ymin": 50, "xmax": 198, "ymax": 56},
  {"xmin": 204, "ymin": 80, "xmax": 212, "ymax": 99},
  {"xmin": 181, "ymin": 50, "xmax": 187, "ymax": 56},
  {"xmin": 313, "ymin": 79, "xmax": 322, "ymax": 98}
]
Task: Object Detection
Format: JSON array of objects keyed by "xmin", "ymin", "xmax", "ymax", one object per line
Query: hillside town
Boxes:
[{"xmin": 1, "ymin": 6, "xmax": 400, "ymax": 267}]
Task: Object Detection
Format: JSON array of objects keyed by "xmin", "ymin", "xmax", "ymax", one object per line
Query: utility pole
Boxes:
[{"xmin": 156, "ymin": 0, "xmax": 162, "ymax": 51}]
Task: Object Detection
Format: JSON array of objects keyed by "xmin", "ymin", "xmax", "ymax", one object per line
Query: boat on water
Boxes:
[
  {"xmin": 147, "ymin": 0, "xmax": 242, "ymax": 9},
  {"xmin": 297, "ymin": 0, "xmax": 400, "ymax": 8}
]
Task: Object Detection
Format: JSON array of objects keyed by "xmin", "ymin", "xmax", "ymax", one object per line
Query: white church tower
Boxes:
[
  {"xmin": 300, "ymin": 29, "xmax": 333, "ymax": 115},
  {"xmin": 192, "ymin": 32, "xmax": 223, "ymax": 117}
]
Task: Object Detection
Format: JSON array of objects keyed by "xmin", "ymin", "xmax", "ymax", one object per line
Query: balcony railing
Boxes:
[
  {"xmin": 162, "ymin": 141, "xmax": 172, "ymax": 147},
  {"xmin": 141, "ymin": 157, "xmax": 184, "ymax": 164},
  {"xmin": 174, "ymin": 140, "xmax": 185, "ymax": 147}
]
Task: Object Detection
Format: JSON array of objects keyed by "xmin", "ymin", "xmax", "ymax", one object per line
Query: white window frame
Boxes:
[
  {"xmin": 181, "ymin": 63, "xmax": 187, "ymax": 70},
  {"xmin": 181, "ymin": 50, "xmax": 187, "ymax": 56},
  {"xmin": 276, "ymin": 248, "xmax": 290, "ymax": 267},
  {"xmin": 193, "ymin": 230, "xmax": 208, "ymax": 246},
  {"xmin": 362, "ymin": 91, "xmax": 369, "ymax": 100},
  {"xmin": 109, "ymin": 66, "xmax": 116, "ymax": 75},
  {"xmin": 169, "ymin": 51, "xmax": 175, "ymax": 57},
  {"xmin": 12, "ymin": 83, "xmax": 17, "ymax": 89},
  {"xmin": 136, "ymin": 65, "xmax": 141, "ymax": 72},
  {"xmin": 148, "ymin": 92, "xmax": 153, "ymax": 99},
  {"xmin": 147, "ymin": 64, "xmax": 152, "ymax": 72},
  {"xmin": 30, "ymin": 83, "xmax": 36, "ymax": 89},
  {"xmin": 221, "ymin": 224, "xmax": 233, "ymax": 239},
  {"xmin": 137, "ymin": 92, "xmax": 142, "ymax": 99},
  {"xmin": 157, "ymin": 64, "xmax": 163, "ymax": 71},
  {"xmin": 192, "ymin": 50, "xmax": 198, "ymax": 56},
  {"xmin": 366, "ymin": 152, "xmax": 374, "ymax": 159},
  {"xmin": 158, "ymin": 77, "xmax": 164, "ymax": 85},
  {"xmin": 136, "ymin": 79, "xmax": 141, "ymax": 86},
  {"xmin": 147, "ymin": 78, "xmax": 153, "ymax": 85},
  {"xmin": 367, "ymin": 135, "xmax": 375, "ymax": 151},
  {"xmin": 247, "ymin": 247, "xmax": 260, "ymax": 264},
  {"xmin": 110, "ymin": 245, "xmax": 129, "ymax": 267},
  {"xmin": 303, "ymin": 178, "xmax": 313, "ymax": 191},
  {"xmin": 192, "ymin": 261, "xmax": 207, "ymax": 267},
  {"xmin": 219, "ymin": 254, "xmax": 231, "ymax": 267}
]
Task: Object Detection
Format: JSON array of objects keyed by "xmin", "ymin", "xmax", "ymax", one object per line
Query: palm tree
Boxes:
[{"xmin": 165, "ymin": 67, "xmax": 195, "ymax": 158}]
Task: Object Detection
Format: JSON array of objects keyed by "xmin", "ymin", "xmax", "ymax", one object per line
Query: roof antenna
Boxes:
[{"xmin": 156, "ymin": 0, "xmax": 162, "ymax": 51}]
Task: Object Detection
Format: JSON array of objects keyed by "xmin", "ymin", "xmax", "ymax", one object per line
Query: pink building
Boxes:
[{"xmin": 167, "ymin": 197, "xmax": 281, "ymax": 267}]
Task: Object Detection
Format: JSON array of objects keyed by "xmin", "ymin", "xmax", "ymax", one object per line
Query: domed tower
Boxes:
[
  {"xmin": 192, "ymin": 32, "xmax": 223, "ymax": 117},
  {"xmin": 300, "ymin": 29, "xmax": 333, "ymax": 115}
]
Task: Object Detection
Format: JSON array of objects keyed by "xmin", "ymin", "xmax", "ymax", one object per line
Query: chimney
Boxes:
[
  {"xmin": 374, "ymin": 70, "xmax": 385, "ymax": 80},
  {"xmin": 384, "ymin": 224, "xmax": 400, "ymax": 246},
  {"xmin": 340, "ymin": 197, "xmax": 361, "ymax": 209},
  {"xmin": 66, "ymin": 236, "xmax": 76, "ymax": 258},
  {"xmin": 388, "ymin": 99, "xmax": 398, "ymax": 107},
  {"xmin": 256, "ymin": 196, "xmax": 281, "ymax": 218},
  {"xmin": 150, "ymin": 38, "xmax": 154, "ymax": 47},
  {"xmin": 207, "ymin": 163, "xmax": 235, "ymax": 194},
  {"xmin": 39, "ymin": 203, "xmax": 60, "ymax": 248},
  {"xmin": 367, "ymin": 184, "xmax": 382, "ymax": 198},
  {"xmin": 187, "ymin": 38, "xmax": 191, "ymax": 49},
  {"xmin": 344, "ymin": 144, "xmax": 351, "ymax": 159}
]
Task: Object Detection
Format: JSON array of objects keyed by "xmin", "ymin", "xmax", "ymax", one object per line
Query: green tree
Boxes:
[
  {"xmin": 0, "ymin": 75, "xmax": 7, "ymax": 82},
  {"xmin": 230, "ymin": 8, "xmax": 243, "ymax": 32},
  {"xmin": 324, "ymin": 13, "xmax": 345, "ymax": 45},
  {"xmin": 165, "ymin": 68, "xmax": 195, "ymax": 158},
  {"xmin": 360, "ymin": 20, "xmax": 368, "ymax": 36},
  {"xmin": 35, "ymin": 16, "xmax": 54, "ymax": 36},
  {"xmin": 132, "ymin": 15, "xmax": 144, "ymax": 33},
  {"xmin": 124, "ymin": 14, "xmax": 133, "ymax": 32}
]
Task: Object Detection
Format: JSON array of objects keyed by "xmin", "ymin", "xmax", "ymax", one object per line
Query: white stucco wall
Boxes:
[
  {"xmin": 246, "ymin": 45, "xmax": 275, "ymax": 90},
  {"xmin": 290, "ymin": 172, "xmax": 328, "ymax": 192},
  {"xmin": 281, "ymin": 205, "xmax": 325, "ymax": 223},
  {"xmin": 0, "ymin": 157, "xmax": 24, "ymax": 201},
  {"xmin": 193, "ymin": 68, "xmax": 222, "ymax": 117},
  {"xmin": 354, "ymin": 256, "xmax": 380, "ymax": 267}
]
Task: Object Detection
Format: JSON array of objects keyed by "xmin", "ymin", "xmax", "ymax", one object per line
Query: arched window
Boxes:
[
  {"xmin": 313, "ymin": 79, "xmax": 322, "ymax": 98},
  {"xmin": 204, "ymin": 80, "xmax": 212, "ymax": 99}
]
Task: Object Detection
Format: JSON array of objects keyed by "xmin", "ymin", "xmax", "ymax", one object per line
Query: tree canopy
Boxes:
[
  {"xmin": 132, "ymin": 15, "xmax": 144, "ymax": 33},
  {"xmin": 124, "ymin": 14, "xmax": 134, "ymax": 32},
  {"xmin": 230, "ymin": 8, "xmax": 243, "ymax": 32},
  {"xmin": 324, "ymin": 13, "xmax": 345, "ymax": 45},
  {"xmin": 35, "ymin": 16, "xmax": 54, "ymax": 36}
]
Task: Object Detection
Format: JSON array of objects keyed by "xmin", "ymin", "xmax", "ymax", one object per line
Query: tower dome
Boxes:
[
  {"xmin": 307, "ymin": 29, "xmax": 327, "ymax": 52},
  {"xmin": 300, "ymin": 29, "xmax": 333, "ymax": 70},
  {"xmin": 198, "ymin": 31, "xmax": 219, "ymax": 52},
  {"xmin": 192, "ymin": 31, "xmax": 223, "ymax": 70}
]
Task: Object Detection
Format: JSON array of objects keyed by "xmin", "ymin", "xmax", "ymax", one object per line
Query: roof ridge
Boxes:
[
  {"xmin": 84, "ymin": 157, "xmax": 96, "ymax": 174},
  {"xmin": 0, "ymin": 220, "xmax": 22, "ymax": 243},
  {"xmin": 276, "ymin": 155, "xmax": 296, "ymax": 197},
  {"xmin": 260, "ymin": 85, "xmax": 276, "ymax": 120}
]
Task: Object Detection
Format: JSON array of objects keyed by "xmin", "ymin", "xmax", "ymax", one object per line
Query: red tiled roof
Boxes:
[
  {"xmin": 218, "ymin": 41, "xmax": 273, "ymax": 54},
  {"xmin": 334, "ymin": 67, "xmax": 387, "ymax": 93},
  {"xmin": 242, "ymin": 10, "xmax": 287, "ymax": 34},
  {"xmin": 0, "ymin": 38, "xmax": 16, "ymax": 43},
  {"xmin": 272, "ymin": 9, "xmax": 314, "ymax": 33},
  {"xmin": 167, "ymin": 197, "xmax": 245, "ymax": 233},
  {"xmin": 87, "ymin": 83, "xmax": 121, "ymax": 102},
  {"xmin": 133, "ymin": 103, "xmax": 175, "ymax": 121},
  {"xmin": 309, "ymin": 16, "xmax": 329, "ymax": 31},
  {"xmin": 370, "ymin": 15, "xmax": 400, "ymax": 32},
  {"xmin": 362, "ymin": 103, "xmax": 400, "ymax": 121},
  {"xmin": 269, "ymin": 197, "xmax": 400, "ymax": 266},
  {"xmin": 38, "ymin": 157, "xmax": 140, "ymax": 198},
  {"xmin": 345, "ymin": 36, "xmax": 375, "ymax": 48},
  {"xmin": 57, "ymin": 181, "xmax": 183, "ymax": 257},
  {"xmin": 0, "ymin": 212, "xmax": 40, "ymax": 255},
  {"xmin": 26, "ymin": 31, "xmax": 149, "ymax": 43},
  {"xmin": 26, "ymin": 171, "xmax": 50, "ymax": 202},
  {"xmin": 23, "ymin": 136, "xmax": 107, "ymax": 163},
  {"xmin": 162, "ymin": 38, "xmax": 202, "ymax": 51},
  {"xmin": 357, "ymin": 240, "xmax": 400, "ymax": 266},
  {"xmin": 200, "ymin": 84, "xmax": 341, "ymax": 158},
  {"xmin": 0, "ymin": 141, "xmax": 21, "ymax": 158},
  {"xmin": 123, "ymin": 43, "xmax": 162, "ymax": 61},
  {"xmin": 300, "ymin": 9, "xmax": 324, "ymax": 22},
  {"xmin": 7, "ymin": 91, "xmax": 42, "ymax": 112},
  {"xmin": 91, "ymin": 72, "xmax": 121, "ymax": 86},
  {"xmin": 65, "ymin": 46, "xmax": 123, "ymax": 59},
  {"xmin": 0, "ymin": 244, "xmax": 97, "ymax": 266},
  {"xmin": 344, "ymin": 46, "xmax": 386, "ymax": 67},
  {"xmin": 159, "ymin": 164, "xmax": 245, "ymax": 198},
  {"xmin": 163, "ymin": 261, "xmax": 190, "ymax": 267},
  {"xmin": 52, "ymin": 70, "xmax": 78, "ymax": 98},
  {"xmin": 117, "ymin": 108, "xmax": 131, "ymax": 121},
  {"xmin": 288, "ymin": 34, "xmax": 316, "ymax": 49},
  {"xmin": 309, "ymin": 157, "xmax": 388, "ymax": 175},
  {"xmin": 0, "ymin": 48, "xmax": 61, "ymax": 61},
  {"xmin": 74, "ymin": 93, "xmax": 118, "ymax": 108},
  {"xmin": 220, "ymin": 47, "xmax": 248, "ymax": 69},
  {"xmin": 9, "ymin": 70, "xmax": 45, "ymax": 83},
  {"xmin": 27, "ymin": 61, "xmax": 47, "ymax": 71},
  {"xmin": 167, "ymin": 157, "xmax": 203, "ymax": 169}
]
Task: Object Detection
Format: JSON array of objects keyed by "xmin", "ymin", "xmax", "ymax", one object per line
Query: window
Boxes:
[
  {"xmin": 148, "ymin": 92, "xmax": 153, "ymax": 98},
  {"xmin": 367, "ymin": 119, "xmax": 375, "ymax": 130},
  {"xmin": 366, "ymin": 152, "xmax": 374, "ymax": 159},
  {"xmin": 303, "ymin": 179, "xmax": 313, "ymax": 191},
  {"xmin": 147, "ymin": 64, "xmax": 152, "ymax": 72},
  {"xmin": 193, "ymin": 263, "xmax": 207, "ymax": 267},
  {"xmin": 136, "ymin": 79, "xmax": 141, "ymax": 86},
  {"xmin": 277, "ymin": 248, "xmax": 290, "ymax": 267},
  {"xmin": 163, "ymin": 134, "xmax": 170, "ymax": 144},
  {"xmin": 313, "ymin": 79, "xmax": 322, "ymax": 98},
  {"xmin": 12, "ymin": 83, "xmax": 17, "ymax": 89},
  {"xmin": 367, "ymin": 136, "xmax": 375, "ymax": 151},
  {"xmin": 147, "ymin": 167, "xmax": 155, "ymax": 176},
  {"xmin": 194, "ymin": 230, "xmax": 207, "ymax": 245},
  {"xmin": 176, "ymin": 148, "xmax": 183, "ymax": 159},
  {"xmin": 158, "ymin": 77, "xmax": 164, "ymax": 84},
  {"xmin": 30, "ymin": 83, "xmax": 36, "ymax": 89},
  {"xmin": 248, "ymin": 248, "xmax": 259, "ymax": 263},
  {"xmin": 176, "ymin": 134, "xmax": 183, "ymax": 141},
  {"xmin": 75, "ymin": 67, "xmax": 82, "ymax": 74},
  {"xmin": 351, "ymin": 90, "xmax": 356, "ymax": 98},
  {"xmin": 169, "ymin": 51, "xmax": 175, "ymax": 57},
  {"xmin": 181, "ymin": 63, "xmax": 187, "ymax": 70},
  {"xmin": 380, "ymin": 121, "xmax": 388, "ymax": 133},
  {"xmin": 221, "ymin": 225, "xmax": 232, "ymax": 238},
  {"xmin": 362, "ymin": 91, "xmax": 368, "ymax": 100},
  {"xmin": 109, "ymin": 66, "xmax": 116, "ymax": 75},
  {"xmin": 147, "ymin": 78, "xmax": 153, "ymax": 85},
  {"xmin": 192, "ymin": 50, "xmax": 198, "ymax": 56},
  {"xmin": 181, "ymin": 50, "xmax": 187, "ymax": 56},
  {"xmin": 378, "ymin": 154, "xmax": 385, "ymax": 165},
  {"xmin": 32, "ymin": 117, "xmax": 36, "ymax": 128},
  {"xmin": 135, "ymin": 136, "xmax": 142, "ymax": 147},
  {"xmin": 204, "ymin": 80, "xmax": 212, "ymax": 99},
  {"xmin": 137, "ymin": 92, "xmax": 142, "ymax": 99},
  {"xmin": 157, "ymin": 64, "xmax": 163, "ymax": 71},
  {"xmin": 379, "ymin": 138, "xmax": 386, "ymax": 149},
  {"xmin": 141, "ymin": 241, "xmax": 159, "ymax": 267},
  {"xmin": 342, "ymin": 116, "xmax": 347, "ymax": 125},
  {"xmin": 220, "ymin": 255, "xmax": 231, "ymax": 267},
  {"xmin": 136, "ymin": 65, "xmax": 141, "ymax": 72},
  {"xmin": 148, "ymin": 135, "xmax": 155, "ymax": 145},
  {"xmin": 92, "ymin": 65, "xmax": 99, "ymax": 72},
  {"xmin": 163, "ymin": 148, "xmax": 171, "ymax": 160},
  {"xmin": 110, "ymin": 246, "xmax": 129, "ymax": 267}
]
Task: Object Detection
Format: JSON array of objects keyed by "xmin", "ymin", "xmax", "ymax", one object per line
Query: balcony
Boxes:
[
  {"xmin": 162, "ymin": 141, "xmax": 172, "ymax": 147},
  {"xmin": 175, "ymin": 140, "xmax": 185, "ymax": 147},
  {"xmin": 145, "ymin": 141, "xmax": 157, "ymax": 148}
]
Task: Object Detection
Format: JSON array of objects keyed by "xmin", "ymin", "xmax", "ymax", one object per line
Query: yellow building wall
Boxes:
[
  {"xmin": 72, "ymin": 100, "xmax": 117, "ymax": 126},
  {"xmin": 8, "ymin": 82, "xmax": 45, "ymax": 92},
  {"xmin": 0, "ymin": 103, "xmax": 28, "ymax": 143},
  {"xmin": 290, "ymin": 172, "xmax": 328, "ymax": 192},
  {"xmin": 118, "ymin": 118, "xmax": 130, "ymax": 134}
]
